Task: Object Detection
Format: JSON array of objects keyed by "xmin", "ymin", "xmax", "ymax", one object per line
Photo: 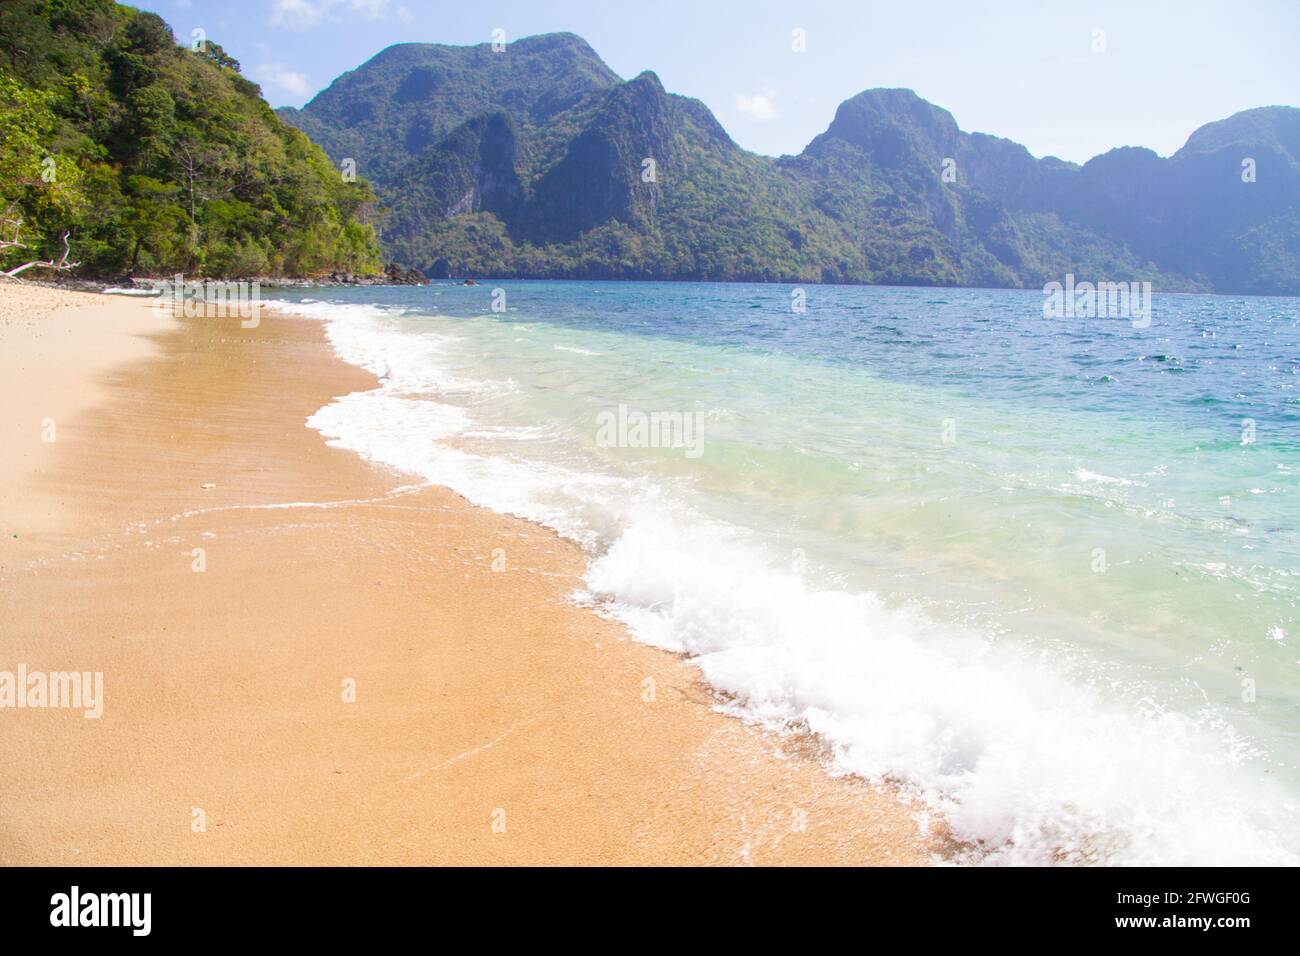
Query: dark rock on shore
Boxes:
[{"xmin": 383, "ymin": 263, "xmax": 429, "ymax": 285}]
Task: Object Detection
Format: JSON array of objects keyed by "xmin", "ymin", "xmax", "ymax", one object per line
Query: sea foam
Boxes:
[{"xmin": 278, "ymin": 297, "xmax": 1300, "ymax": 866}]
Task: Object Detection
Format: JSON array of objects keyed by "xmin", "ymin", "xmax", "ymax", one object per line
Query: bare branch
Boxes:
[{"xmin": 2, "ymin": 231, "xmax": 81, "ymax": 278}]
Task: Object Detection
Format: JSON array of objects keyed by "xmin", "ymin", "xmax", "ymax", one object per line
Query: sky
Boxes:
[{"xmin": 156, "ymin": 0, "xmax": 1299, "ymax": 163}]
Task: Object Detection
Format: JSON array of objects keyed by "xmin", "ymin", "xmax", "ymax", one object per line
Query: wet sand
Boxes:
[{"xmin": 0, "ymin": 282, "xmax": 931, "ymax": 865}]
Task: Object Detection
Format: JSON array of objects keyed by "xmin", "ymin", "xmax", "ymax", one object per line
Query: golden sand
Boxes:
[{"xmin": 0, "ymin": 282, "xmax": 930, "ymax": 865}]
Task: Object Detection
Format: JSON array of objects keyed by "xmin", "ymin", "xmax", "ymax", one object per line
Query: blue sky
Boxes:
[{"xmin": 158, "ymin": 0, "xmax": 1299, "ymax": 163}]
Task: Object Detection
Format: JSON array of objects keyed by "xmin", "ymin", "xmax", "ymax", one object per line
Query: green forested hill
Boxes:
[
  {"xmin": 0, "ymin": 0, "xmax": 382, "ymax": 278},
  {"xmin": 276, "ymin": 32, "xmax": 623, "ymax": 191},
  {"xmin": 281, "ymin": 32, "xmax": 1299, "ymax": 294}
]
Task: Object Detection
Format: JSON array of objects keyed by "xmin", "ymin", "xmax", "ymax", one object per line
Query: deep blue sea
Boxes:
[{"xmin": 267, "ymin": 280, "xmax": 1300, "ymax": 864}]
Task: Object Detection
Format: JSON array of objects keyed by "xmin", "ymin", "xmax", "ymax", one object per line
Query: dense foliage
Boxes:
[
  {"xmin": 283, "ymin": 33, "xmax": 1299, "ymax": 294},
  {"xmin": 0, "ymin": 0, "xmax": 382, "ymax": 277}
]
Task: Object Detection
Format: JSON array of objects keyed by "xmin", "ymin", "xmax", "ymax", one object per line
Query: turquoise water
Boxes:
[{"xmin": 271, "ymin": 281, "xmax": 1300, "ymax": 864}]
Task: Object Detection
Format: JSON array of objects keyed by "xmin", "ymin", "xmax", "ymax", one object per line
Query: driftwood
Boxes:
[{"xmin": 1, "ymin": 224, "xmax": 80, "ymax": 278}]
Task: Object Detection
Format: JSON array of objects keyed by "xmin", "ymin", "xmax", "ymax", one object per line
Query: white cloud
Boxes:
[
  {"xmin": 270, "ymin": 0, "xmax": 329, "ymax": 30},
  {"xmin": 253, "ymin": 62, "xmax": 312, "ymax": 97},
  {"xmin": 735, "ymin": 92, "xmax": 782, "ymax": 122},
  {"xmin": 271, "ymin": 0, "xmax": 393, "ymax": 31},
  {"xmin": 349, "ymin": 0, "xmax": 390, "ymax": 18}
]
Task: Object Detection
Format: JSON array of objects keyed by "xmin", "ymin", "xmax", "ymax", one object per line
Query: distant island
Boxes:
[
  {"xmin": 3, "ymin": 8, "xmax": 1296, "ymax": 293},
  {"xmin": 281, "ymin": 32, "xmax": 1299, "ymax": 295}
]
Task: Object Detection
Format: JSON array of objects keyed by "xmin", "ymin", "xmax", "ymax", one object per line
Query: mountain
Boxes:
[
  {"xmin": 1044, "ymin": 109, "xmax": 1300, "ymax": 295},
  {"xmin": 280, "ymin": 32, "xmax": 1299, "ymax": 294},
  {"xmin": 277, "ymin": 33, "xmax": 621, "ymax": 190},
  {"xmin": 0, "ymin": 0, "xmax": 382, "ymax": 277}
]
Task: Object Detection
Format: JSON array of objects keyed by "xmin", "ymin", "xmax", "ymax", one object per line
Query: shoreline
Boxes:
[{"xmin": 0, "ymin": 283, "xmax": 932, "ymax": 865}]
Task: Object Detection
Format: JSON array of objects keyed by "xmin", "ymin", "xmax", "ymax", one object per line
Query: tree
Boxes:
[
  {"xmin": 0, "ymin": 3, "xmax": 381, "ymax": 278},
  {"xmin": 0, "ymin": 71, "xmax": 86, "ymax": 271}
]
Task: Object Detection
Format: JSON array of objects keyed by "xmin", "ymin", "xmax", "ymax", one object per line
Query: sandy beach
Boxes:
[{"xmin": 0, "ymin": 281, "xmax": 930, "ymax": 866}]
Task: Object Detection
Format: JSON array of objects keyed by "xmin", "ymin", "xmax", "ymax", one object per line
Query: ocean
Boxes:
[{"xmin": 266, "ymin": 280, "xmax": 1300, "ymax": 865}]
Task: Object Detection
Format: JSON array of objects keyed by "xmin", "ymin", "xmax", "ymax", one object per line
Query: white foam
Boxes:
[
  {"xmin": 290, "ymin": 296, "xmax": 1300, "ymax": 866},
  {"xmin": 586, "ymin": 513, "xmax": 1298, "ymax": 864},
  {"xmin": 1074, "ymin": 467, "xmax": 1145, "ymax": 487},
  {"xmin": 101, "ymin": 287, "xmax": 161, "ymax": 296}
]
